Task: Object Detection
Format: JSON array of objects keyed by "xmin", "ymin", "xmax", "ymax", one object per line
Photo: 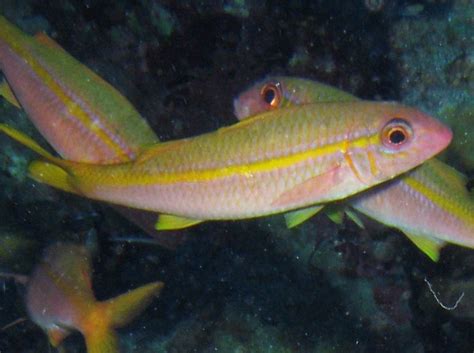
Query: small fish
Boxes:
[
  {"xmin": 0, "ymin": 16, "xmax": 186, "ymax": 249},
  {"xmin": 26, "ymin": 242, "xmax": 163, "ymax": 353},
  {"xmin": 234, "ymin": 76, "xmax": 474, "ymax": 261},
  {"xmin": 0, "ymin": 98, "xmax": 452, "ymax": 230}
]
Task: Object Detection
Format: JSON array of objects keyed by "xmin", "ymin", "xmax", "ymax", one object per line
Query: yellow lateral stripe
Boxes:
[
  {"xmin": 404, "ymin": 177, "xmax": 474, "ymax": 225},
  {"xmin": 107, "ymin": 133, "xmax": 380, "ymax": 186},
  {"xmin": 1, "ymin": 29, "xmax": 128, "ymax": 157}
]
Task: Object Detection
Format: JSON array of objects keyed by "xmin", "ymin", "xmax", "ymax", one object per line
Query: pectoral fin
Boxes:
[
  {"xmin": 155, "ymin": 214, "xmax": 203, "ymax": 230},
  {"xmin": 404, "ymin": 232, "xmax": 445, "ymax": 262},
  {"xmin": 284, "ymin": 205, "xmax": 325, "ymax": 228},
  {"xmin": 0, "ymin": 80, "xmax": 21, "ymax": 109},
  {"xmin": 272, "ymin": 164, "xmax": 343, "ymax": 207}
]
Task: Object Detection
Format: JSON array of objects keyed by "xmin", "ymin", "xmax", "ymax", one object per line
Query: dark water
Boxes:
[{"xmin": 0, "ymin": 1, "xmax": 473, "ymax": 352}]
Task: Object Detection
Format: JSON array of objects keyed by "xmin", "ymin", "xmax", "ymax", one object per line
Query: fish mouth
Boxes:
[{"xmin": 420, "ymin": 116, "xmax": 453, "ymax": 158}]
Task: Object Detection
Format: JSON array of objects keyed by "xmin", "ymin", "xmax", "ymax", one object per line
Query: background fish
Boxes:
[
  {"xmin": 234, "ymin": 76, "xmax": 473, "ymax": 261},
  {"xmin": 26, "ymin": 242, "xmax": 163, "ymax": 353},
  {"xmin": 0, "ymin": 16, "xmax": 185, "ymax": 249}
]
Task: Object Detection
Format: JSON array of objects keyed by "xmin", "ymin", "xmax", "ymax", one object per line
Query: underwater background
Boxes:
[{"xmin": 0, "ymin": 0, "xmax": 472, "ymax": 352}]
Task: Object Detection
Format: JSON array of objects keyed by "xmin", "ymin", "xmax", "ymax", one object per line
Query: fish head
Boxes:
[
  {"xmin": 354, "ymin": 102, "xmax": 453, "ymax": 183},
  {"xmin": 234, "ymin": 76, "xmax": 356, "ymax": 120},
  {"xmin": 234, "ymin": 77, "xmax": 286, "ymax": 120}
]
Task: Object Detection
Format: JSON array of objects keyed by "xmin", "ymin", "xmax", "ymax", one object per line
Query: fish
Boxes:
[
  {"xmin": 0, "ymin": 16, "xmax": 158, "ymax": 163},
  {"xmin": 233, "ymin": 76, "xmax": 474, "ymax": 261},
  {"xmin": 25, "ymin": 242, "xmax": 163, "ymax": 353},
  {"xmin": 0, "ymin": 98, "xmax": 452, "ymax": 230},
  {"xmin": 0, "ymin": 16, "xmax": 186, "ymax": 249}
]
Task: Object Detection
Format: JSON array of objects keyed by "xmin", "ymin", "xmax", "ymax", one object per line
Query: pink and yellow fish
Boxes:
[
  {"xmin": 0, "ymin": 16, "xmax": 158, "ymax": 163},
  {"xmin": 0, "ymin": 16, "xmax": 186, "ymax": 249},
  {"xmin": 26, "ymin": 242, "xmax": 163, "ymax": 353},
  {"xmin": 0, "ymin": 97, "xmax": 451, "ymax": 230},
  {"xmin": 234, "ymin": 76, "xmax": 474, "ymax": 261}
]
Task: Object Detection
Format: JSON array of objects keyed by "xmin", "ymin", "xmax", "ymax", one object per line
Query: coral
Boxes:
[{"xmin": 390, "ymin": 0, "xmax": 474, "ymax": 171}]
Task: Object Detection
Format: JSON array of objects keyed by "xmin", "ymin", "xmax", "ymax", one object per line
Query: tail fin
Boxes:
[
  {"xmin": 84, "ymin": 326, "xmax": 120, "ymax": 353},
  {"xmin": 0, "ymin": 124, "xmax": 79, "ymax": 193},
  {"xmin": 103, "ymin": 281, "xmax": 164, "ymax": 328},
  {"xmin": 0, "ymin": 124, "xmax": 61, "ymax": 164},
  {"xmin": 82, "ymin": 281, "xmax": 163, "ymax": 353},
  {"xmin": 28, "ymin": 160, "xmax": 78, "ymax": 194}
]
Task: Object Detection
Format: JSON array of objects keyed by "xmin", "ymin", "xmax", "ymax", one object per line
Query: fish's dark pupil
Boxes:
[
  {"xmin": 263, "ymin": 88, "xmax": 275, "ymax": 104},
  {"xmin": 389, "ymin": 129, "xmax": 406, "ymax": 144}
]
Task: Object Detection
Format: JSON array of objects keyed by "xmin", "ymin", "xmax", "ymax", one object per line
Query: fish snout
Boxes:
[{"xmin": 410, "ymin": 109, "xmax": 453, "ymax": 158}]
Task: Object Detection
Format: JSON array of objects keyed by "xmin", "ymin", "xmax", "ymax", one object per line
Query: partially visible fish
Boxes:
[
  {"xmin": 26, "ymin": 242, "xmax": 163, "ymax": 353},
  {"xmin": 234, "ymin": 76, "xmax": 355, "ymax": 120},
  {"xmin": 234, "ymin": 76, "xmax": 473, "ymax": 261},
  {"xmin": 0, "ymin": 16, "xmax": 186, "ymax": 249},
  {"xmin": 0, "ymin": 16, "xmax": 158, "ymax": 163},
  {"xmin": 0, "ymin": 99, "xmax": 452, "ymax": 230}
]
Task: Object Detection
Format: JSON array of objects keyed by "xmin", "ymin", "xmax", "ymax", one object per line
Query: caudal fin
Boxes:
[
  {"xmin": 0, "ymin": 124, "xmax": 60, "ymax": 163},
  {"xmin": 84, "ymin": 327, "xmax": 120, "ymax": 353},
  {"xmin": 0, "ymin": 124, "xmax": 78, "ymax": 193},
  {"xmin": 103, "ymin": 281, "xmax": 164, "ymax": 328},
  {"xmin": 82, "ymin": 281, "xmax": 163, "ymax": 353}
]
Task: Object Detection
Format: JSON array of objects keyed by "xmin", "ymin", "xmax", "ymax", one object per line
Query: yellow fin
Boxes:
[
  {"xmin": 28, "ymin": 160, "xmax": 76, "ymax": 194},
  {"xmin": 284, "ymin": 205, "xmax": 325, "ymax": 228},
  {"xmin": 325, "ymin": 207, "xmax": 344, "ymax": 225},
  {"xmin": 84, "ymin": 326, "xmax": 119, "ymax": 353},
  {"xmin": 155, "ymin": 214, "xmax": 203, "ymax": 230},
  {"xmin": 0, "ymin": 124, "xmax": 58, "ymax": 162},
  {"xmin": 0, "ymin": 80, "xmax": 21, "ymax": 109},
  {"xmin": 84, "ymin": 282, "xmax": 163, "ymax": 353},
  {"xmin": 104, "ymin": 281, "xmax": 164, "ymax": 328},
  {"xmin": 404, "ymin": 232, "xmax": 445, "ymax": 262},
  {"xmin": 345, "ymin": 209, "xmax": 365, "ymax": 229}
]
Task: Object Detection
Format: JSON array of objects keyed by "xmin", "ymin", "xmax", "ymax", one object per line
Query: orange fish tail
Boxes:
[
  {"xmin": 83, "ymin": 324, "xmax": 120, "ymax": 353},
  {"xmin": 81, "ymin": 281, "xmax": 163, "ymax": 352},
  {"xmin": 103, "ymin": 281, "xmax": 164, "ymax": 328}
]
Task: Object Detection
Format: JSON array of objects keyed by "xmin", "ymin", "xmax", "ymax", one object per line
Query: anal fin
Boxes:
[
  {"xmin": 404, "ymin": 232, "xmax": 445, "ymax": 262},
  {"xmin": 155, "ymin": 214, "xmax": 203, "ymax": 230}
]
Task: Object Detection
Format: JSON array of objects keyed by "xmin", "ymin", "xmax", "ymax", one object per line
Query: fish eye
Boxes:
[
  {"xmin": 260, "ymin": 82, "xmax": 281, "ymax": 108},
  {"xmin": 381, "ymin": 118, "xmax": 412, "ymax": 148}
]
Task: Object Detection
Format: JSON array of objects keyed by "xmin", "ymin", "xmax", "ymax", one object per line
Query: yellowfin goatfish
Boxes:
[
  {"xmin": 26, "ymin": 243, "xmax": 163, "ymax": 353},
  {"xmin": 0, "ymin": 16, "xmax": 158, "ymax": 163},
  {"xmin": 0, "ymin": 16, "xmax": 185, "ymax": 248},
  {"xmin": 0, "ymin": 98, "xmax": 451, "ymax": 230},
  {"xmin": 234, "ymin": 76, "xmax": 473, "ymax": 261}
]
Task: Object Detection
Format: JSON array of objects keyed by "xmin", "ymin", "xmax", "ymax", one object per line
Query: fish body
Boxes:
[
  {"xmin": 351, "ymin": 159, "xmax": 474, "ymax": 248},
  {"xmin": 2, "ymin": 100, "xmax": 451, "ymax": 222},
  {"xmin": 234, "ymin": 76, "xmax": 473, "ymax": 260},
  {"xmin": 0, "ymin": 16, "xmax": 158, "ymax": 163},
  {"xmin": 26, "ymin": 243, "xmax": 163, "ymax": 352}
]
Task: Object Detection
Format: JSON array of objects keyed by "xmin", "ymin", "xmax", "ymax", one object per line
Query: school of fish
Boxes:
[{"xmin": 0, "ymin": 15, "xmax": 471, "ymax": 353}]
